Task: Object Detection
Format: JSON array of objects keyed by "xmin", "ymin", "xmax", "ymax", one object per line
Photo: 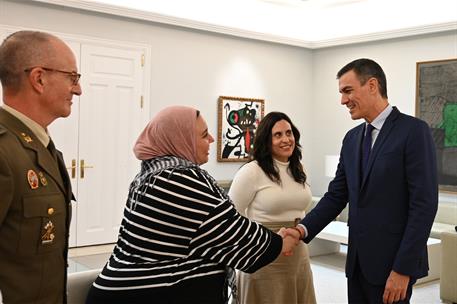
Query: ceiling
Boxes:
[{"xmin": 34, "ymin": 0, "xmax": 457, "ymax": 48}]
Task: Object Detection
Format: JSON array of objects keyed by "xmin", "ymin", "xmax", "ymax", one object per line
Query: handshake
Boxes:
[{"xmin": 277, "ymin": 226, "xmax": 305, "ymax": 256}]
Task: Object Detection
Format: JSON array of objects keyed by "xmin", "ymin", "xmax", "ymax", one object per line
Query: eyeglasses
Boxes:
[{"xmin": 24, "ymin": 66, "xmax": 81, "ymax": 86}]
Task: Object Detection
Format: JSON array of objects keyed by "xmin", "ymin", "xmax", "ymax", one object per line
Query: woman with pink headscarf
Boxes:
[{"xmin": 86, "ymin": 106, "xmax": 297, "ymax": 304}]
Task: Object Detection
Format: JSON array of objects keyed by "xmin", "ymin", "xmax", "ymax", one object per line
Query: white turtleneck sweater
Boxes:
[{"xmin": 229, "ymin": 159, "xmax": 312, "ymax": 223}]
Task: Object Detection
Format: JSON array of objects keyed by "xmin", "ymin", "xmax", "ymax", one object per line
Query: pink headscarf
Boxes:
[{"xmin": 133, "ymin": 106, "xmax": 198, "ymax": 163}]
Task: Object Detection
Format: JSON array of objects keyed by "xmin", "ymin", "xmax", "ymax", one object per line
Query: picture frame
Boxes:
[
  {"xmin": 217, "ymin": 96, "xmax": 265, "ymax": 162},
  {"xmin": 415, "ymin": 58, "xmax": 457, "ymax": 193}
]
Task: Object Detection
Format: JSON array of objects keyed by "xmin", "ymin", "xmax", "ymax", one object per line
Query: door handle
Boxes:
[
  {"xmin": 66, "ymin": 159, "xmax": 77, "ymax": 179},
  {"xmin": 80, "ymin": 159, "xmax": 94, "ymax": 179}
]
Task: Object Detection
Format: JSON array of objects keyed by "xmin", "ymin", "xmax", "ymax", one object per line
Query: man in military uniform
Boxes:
[{"xmin": 0, "ymin": 31, "xmax": 82, "ymax": 304}]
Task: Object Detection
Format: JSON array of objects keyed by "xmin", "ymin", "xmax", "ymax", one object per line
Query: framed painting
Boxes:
[
  {"xmin": 416, "ymin": 58, "xmax": 457, "ymax": 193},
  {"xmin": 217, "ymin": 96, "xmax": 264, "ymax": 162}
]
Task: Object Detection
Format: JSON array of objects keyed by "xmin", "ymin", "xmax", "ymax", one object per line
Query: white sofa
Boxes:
[
  {"xmin": 307, "ymin": 197, "xmax": 456, "ymax": 285},
  {"xmin": 67, "ymin": 269, "xmax": 100, "ymax": 304},
  {"xmin": 430, "ymin": 201, "xmax": 457, "ymax": 239},
  {"xmin": 441, "ymin": 230, "xmax": 457, "ymax": 304}
]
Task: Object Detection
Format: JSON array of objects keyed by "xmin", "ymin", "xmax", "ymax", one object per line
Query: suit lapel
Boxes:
[
  {"xmin": 360, "ymin": 107, "xmax": 400, "ymax": 190},
  {"xmin": 21, "ymin": 132, "xmax": 67, "ymax": 195},
  {"xmin": 0, "ymin": 109, "xmax": 67, "ymax": 195},
  {"xmin": 56, "ymin": 150, "xmax": 74, "ymax": 201}
]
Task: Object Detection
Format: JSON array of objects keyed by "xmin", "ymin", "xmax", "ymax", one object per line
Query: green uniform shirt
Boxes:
[{"xmin": 0, "ymin": 108, "xmax": 73, "ymax": 304}]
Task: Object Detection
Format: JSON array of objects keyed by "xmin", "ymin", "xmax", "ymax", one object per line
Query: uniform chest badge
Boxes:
[
  {"xmin": 38, "ymin": 171, "xmax": 48, "ymax": 186},
  {"xmin": 21, "ymin": 132, "xmax": 33, "ymax": 143},
  {"xmin": 27, "ymin": 170, "xmax": 39, "ymax": 189},
  {"xmin": 41, "ymin": 220, "xmax": 55, "ymax": 244}
]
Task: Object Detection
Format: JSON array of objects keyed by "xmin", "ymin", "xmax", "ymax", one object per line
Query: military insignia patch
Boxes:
[
  {"xmin": 41, "ymin": 220, "xmax": 55, "ymax": 244},
  {"xmin": 27, "ymin": 170, "xmax": 39, "ymax": 189},
  {"xmin": 38, "ymin": 171, "xmax": 48, "ymax": 186}
]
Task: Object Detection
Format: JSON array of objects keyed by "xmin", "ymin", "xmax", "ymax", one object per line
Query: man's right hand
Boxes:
[{"xmin": 278, "ymin": 227, "xmax": 301, "ymax": 256}]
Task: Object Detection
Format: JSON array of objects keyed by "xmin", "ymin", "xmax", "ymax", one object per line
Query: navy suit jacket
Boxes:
[{"xmin": 301, "ymin": 107, "xmax": 438, "ymax": 285}]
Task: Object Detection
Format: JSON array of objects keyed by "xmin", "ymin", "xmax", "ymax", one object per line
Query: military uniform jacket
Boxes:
[{"xmin": 0, "ymin": 108, "xmax": 73, "ymax": 304}]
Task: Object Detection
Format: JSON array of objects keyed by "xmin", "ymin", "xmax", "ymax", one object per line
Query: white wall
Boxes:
[
  {"xmin": 1, "ymin": 0, "xmax": 456, "ymax": 202},
  {"xmin": 0, "ymin": 0, "xmax": 314, "ymax": 181},
  {"xmin": 309, "ymin": 32, "xmax": 457, "ymax": 199}
]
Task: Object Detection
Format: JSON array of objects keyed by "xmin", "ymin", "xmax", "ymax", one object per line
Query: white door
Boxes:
[
  {"xmin": 48, "ymin": 40, "xmax": 81, "ymax": 247},
  {"xmin": 76, "ymin": 44, "xmax": 148, "ymax": 246}
]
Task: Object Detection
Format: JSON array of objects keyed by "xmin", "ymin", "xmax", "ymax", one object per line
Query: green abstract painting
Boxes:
[{"xmin": 416, "ymin": 59, "xmax": 457, "ymax": 192}]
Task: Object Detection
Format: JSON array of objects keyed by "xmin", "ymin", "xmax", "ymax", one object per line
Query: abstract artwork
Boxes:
[
  {"xmin": 416, "ymin": 58, "xmax": 457, "ymax": 192},
  {"xmin": 217, "ymin": 96, "xmax": 264, "ymax": 162}
]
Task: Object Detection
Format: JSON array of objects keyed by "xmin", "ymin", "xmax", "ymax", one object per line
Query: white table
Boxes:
[
  {"xmin": 316, "ymin": 221, "xmax": 349, "ymax": 244},
  {"xmin": 308, "ymin": 221, "xmax": 347, "ymax": 257}
]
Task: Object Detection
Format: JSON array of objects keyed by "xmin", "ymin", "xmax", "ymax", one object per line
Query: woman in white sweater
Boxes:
[{"xmin": 229, "ymin": 111, "xmax": 316, "ymax": 304}]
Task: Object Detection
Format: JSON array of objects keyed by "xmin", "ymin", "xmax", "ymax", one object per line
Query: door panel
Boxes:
[{"xmin": 76, "ymin": 44, "xmax": 146, "ymax": 246}]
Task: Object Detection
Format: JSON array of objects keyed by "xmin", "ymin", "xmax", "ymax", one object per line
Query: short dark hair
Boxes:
[
  {"xmin": 252, "ymin": 111, "xmax": 306, "ymax": 185},
  {"xmin": 0, "ymin": 31, "xmax": 56, "ymax": 92},
  {"xmin": 336, "ymin": 58, "xmax": 388, "ymax": 99}
]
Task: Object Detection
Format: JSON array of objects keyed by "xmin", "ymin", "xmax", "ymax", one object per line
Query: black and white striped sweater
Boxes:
[{"xmin": 91, "ymin": 156, "xmax": 281, "ymax": 297}]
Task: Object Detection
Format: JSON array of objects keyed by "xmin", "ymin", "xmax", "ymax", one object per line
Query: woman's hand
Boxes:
[{"xmin": 278, "ymin": 227, "xmax": 300, "ymax": 256}]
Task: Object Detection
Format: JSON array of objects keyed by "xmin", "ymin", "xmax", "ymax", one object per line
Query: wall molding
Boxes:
[{"xmin": 32, "ymin": 0, "xmax": 457, "ymax": 49}]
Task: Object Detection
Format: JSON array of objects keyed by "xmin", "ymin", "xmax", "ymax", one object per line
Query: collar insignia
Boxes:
[{"xmin": 21, "ymin": 132, "xmax": 33, "ymax": 143}]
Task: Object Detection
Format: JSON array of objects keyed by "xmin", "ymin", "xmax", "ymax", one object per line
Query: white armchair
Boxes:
[
  {"xmin": 67, "ymin": 269, "xmax": 101, "ymax": 304},
  {"xmin": 440, "ymin": 230, "xmax": 457, "ymax": 304}
]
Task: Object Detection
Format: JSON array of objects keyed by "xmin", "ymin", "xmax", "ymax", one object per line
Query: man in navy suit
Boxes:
[{"xmin": 292, "ymin": 58, "xmax": 438, "ymax": 303}]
